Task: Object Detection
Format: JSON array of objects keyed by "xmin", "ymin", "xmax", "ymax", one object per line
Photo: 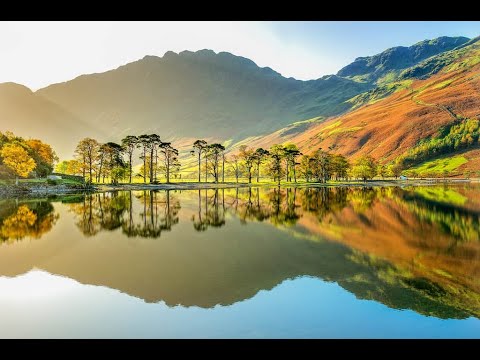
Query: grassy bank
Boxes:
[
  {"xmin": 1, "ymin": 177, "xmax": 477, "ymax": 197},
  {"xmin": 0, "ymin": 178, "xmax": 90, "ymax": 196}
]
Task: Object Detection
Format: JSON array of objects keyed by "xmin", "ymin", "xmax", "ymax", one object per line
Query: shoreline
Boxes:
[{"xmin": 1, "ymin": 178, "xmax": 477, "ymax": 197}]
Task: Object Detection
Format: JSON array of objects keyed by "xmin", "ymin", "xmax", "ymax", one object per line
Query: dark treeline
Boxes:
[
  {"xmin": 59, "ymin": 136, "xmax": 397, "ymax": 185},
  {"xmin": 59, "ymin": 135, "xmax": 181, "ymax": 184}
]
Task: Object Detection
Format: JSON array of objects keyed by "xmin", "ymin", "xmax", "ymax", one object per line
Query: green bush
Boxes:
[{"xmin": 46, "ymin": 179, "xmax": 58, "ymax": 186}]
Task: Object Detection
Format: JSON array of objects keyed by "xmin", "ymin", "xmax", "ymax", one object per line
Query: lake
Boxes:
[{"xmin": 0, "ymin": 185, "xmax": 479, "ymax": 338}]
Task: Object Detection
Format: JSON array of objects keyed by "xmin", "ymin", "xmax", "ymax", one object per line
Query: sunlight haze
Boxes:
[{"xmin": 1, "ymin": 21, "xmax": 480, "ymax": 90}]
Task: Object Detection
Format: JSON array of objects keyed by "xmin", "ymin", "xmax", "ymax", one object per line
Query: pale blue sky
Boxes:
[{"xmin": 1, "ymin": 21, "xmax": 479, "ymax": 90}]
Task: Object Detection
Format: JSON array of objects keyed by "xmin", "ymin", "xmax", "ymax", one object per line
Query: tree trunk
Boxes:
[
  {"xmin": 198, "ymin": 153, "xmax": 201, "ymax": 183},
  {"xmin": 166, "ymin": 157, "xmax": 170, "ymax": 183},
  {"xmin": 205, "ymin": 157, "xmax": 208, "ymax": 182},
  {"xmin": 257, "ymin": 163, "xmax": 260, "ymax": 183},
  {"xmin": 150, "ymin": 148, "xmax": 154, "ymax": 183},
  {"xmin": 98, "ymin": 158, "xmax": 103, "ymax": 183},
  {"xmin": 155, "ymin": 149, "xmax": 158, "ymax": 182},
  {"xmin": 15, "ymin": 176, "xmax": 18, "ymax": 186},
  {"xmin": 222, "ymin": 155, "xmax": 225, "ymax": 183},
  {"xmin": 129, "ymin": 153, "xmax": 133, "ymax": 184},
  {"xmin": 293, "ymin": 165, "xmax": 297, "ymax": 183},
  {"xmin": 285, "ymin": 162, "xmax": 289, "ymax": 182},
  {"xmin": 89, "ymin": 159, "xmax": 92, "ymax": 183},
  {"xmin": 143, "ymin": 149, "xmax": 146, "ymax": 184}
]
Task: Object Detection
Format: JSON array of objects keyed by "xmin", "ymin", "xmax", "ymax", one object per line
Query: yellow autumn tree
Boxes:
[
  {"xmin": 0, "ymin": 205, "xmax": 37, "ymax": 242},
  {"xmin": 25, "ymin": 139, "xmax": 57, "ymax": 166},
  {"xmin": 0, "ymin": 143, "xmax": 36, "ymax": 185}
]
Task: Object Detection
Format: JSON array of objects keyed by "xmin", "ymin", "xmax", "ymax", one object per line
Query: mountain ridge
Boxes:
[
  {"xmin": 0, "ymin": 35, "xmax": 477, "ymax": 166},
  {"xmin": 337, "ymin": 36, "xmax": 470, "ymax": 83}
]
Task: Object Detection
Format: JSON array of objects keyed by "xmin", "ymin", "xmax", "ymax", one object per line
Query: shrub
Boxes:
[{"xmin": 46, "ymin": 179, "xmax": 58, "ymax": 186}]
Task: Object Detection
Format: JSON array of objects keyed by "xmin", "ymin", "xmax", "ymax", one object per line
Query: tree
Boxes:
[
  {"xmin": 0, "ymin": 144, "xmax": 36, "ymax": 185},
  {"xmin": 159, "ymin": 142, "xmax": 180, "ymax": 184},
  {"xmin": 121, "ymin": 135, "xmax": 138, "ymax": 183},
  {"xmin": 443, "ymin": 169, "xmax": 449, "ymax": 181},
  {"xmin": 111, "ymin": 166, "xmax": 127, "ymax": 184},
  {"xmin": 138, "ymin": 155, "xmax": 152, "ymax": 182},
  {"xmin": 377, "ymin": 164, "xmax": 387, "ymax": 179},
  {"xmin": 239, "ymin": 145, "xmax": 256, "ymax": 183},
  {"xmin": 331, "ymin": 154, "xmax": 349, "ymax": 180},
  {"xmin": 206, "ymin": 144, "xmax": 225, "ymax": 183},
  {"xmin": 228, "ymin": 154, "xmax": 242, "ymax": 183},
  {"xmin": 310, "ymin": 149, "xmax": 332, "ymax": 183},
  {"xmin": 391, "ymin": 162, "xmax": 404, "ymax": 179},
  {"xmin": 75, "ymin": 138, "xmax": 99, "ymax": 183},
  {"xmin": 56, "ymin": 159, "xmax": 82, "ymax": 176},
  {"xmin": 66, "ymin": 160, "xmax": 82, "ymax": 176},
  {"xmin": 55, "ymin": 160, "xmax": 69, "ymax": 174},
  {"xmin": 146, "ymin": 134, "xmax": 161, "ymax": 183},
  {"xmin": 299, "ymin": 155, "xmax": 312, "ymax": 182},
  {"xmin": 253, "ymin": 148, "xmax": 269, "ymax": 183},
  {"xmin": 105, "ymin": 142, "xmax": 125, "ymax": 183},
  {"xmin": 96, "ymin": 143, "xmax": 108, "ymax": 183},
  {"xmin": 25, "ymin": 139, "xmax": 58, "ymax": 177},
  {"xmin": 192, "ymin": 140, "xmax": 207, "ymax": 183},
  {"xmin": 268, "ymin": 145, "xmax": 285, "ymax": 185},
  {"xmin": 283, "ymin": 144, "xmax": 301, "ymax": 182},
  {"xmin": 137, "ymin": 135, "xmax": 151, "ymax": 184},
  {"xmin": 352, "ymin": 155, "xmax": 377, "ymax": 182}
]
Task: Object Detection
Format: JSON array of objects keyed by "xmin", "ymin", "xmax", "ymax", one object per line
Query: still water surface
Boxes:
[{"xmin": 0, "ymin": 185, "xmax": 479, "ymax": 338}]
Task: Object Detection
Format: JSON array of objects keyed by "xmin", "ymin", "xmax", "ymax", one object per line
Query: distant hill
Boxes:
[
  {"xmin": 337, "ymin": 36, "xmax": 469, "ymax": 84},
  {"xmin": 247, "ymin": 36, "xmax": 480, "ymax": 175},
  {"xmin": 0, "ymin": 83, "xmax": 99, "ymax": 158},
  {"xmin": 35, "ymin": 50, "xmax": 368, "ymax": 155}
]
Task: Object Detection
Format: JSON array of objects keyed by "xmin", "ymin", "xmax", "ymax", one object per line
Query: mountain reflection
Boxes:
[{"xmin": 0, "ymin": 185, "xmax": 479, "ymax": 319}]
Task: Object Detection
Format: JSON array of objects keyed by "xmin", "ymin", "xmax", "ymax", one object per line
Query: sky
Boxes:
[{"xmin": 1, "ymin": 21, "xmax": 479, "ymax": 90}]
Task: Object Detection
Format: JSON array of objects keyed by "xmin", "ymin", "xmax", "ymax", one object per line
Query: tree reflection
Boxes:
[
  {"xmin": 192, "ymin": 189, "xmax": 226, "ymax": 231},
  {"xmin": 0, "ymin": 201, "xmax": 59, "ymax": 243},
  {"xmin": 69, "ymin": 190, "xmax": 180, "ymax": 238},
  {"xmin": 2, "ymin": 185, "xmax": 480, "ymax": 319}
]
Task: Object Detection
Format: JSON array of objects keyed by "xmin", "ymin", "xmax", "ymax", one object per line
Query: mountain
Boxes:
[
  {"xmin": 0, "ymin": 83, "xmax": 99, "ymax": 158},
  {"xmin": 337, "ymin": 36, "xmax": 469, "ymax": 84},
  {"xmin": 247, "ymin": 36, "xmax": 480, "ymax": 175},
  {"xmin": 35, "ymin": 50, "xmax": 368, "ymax": 154},
  {"xmin": 0, "ymin": 35, "xmax": 475, "ymax": 164}
]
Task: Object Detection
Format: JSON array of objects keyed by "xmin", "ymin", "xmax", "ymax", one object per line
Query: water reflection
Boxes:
[
  {"xmin": 0, "ymin": 200, "xmax": 58, "ymax": 243},
  {"xmin": 0, "ymin": 185, "xmax": 479, "ymax": 320},
  {"xmin": 68, "ymin": 191, "xmax": 180, "ymax": 237},
  {"xmin": 192, "ymin": 189, "xmax": 226, "ymax": 231}
]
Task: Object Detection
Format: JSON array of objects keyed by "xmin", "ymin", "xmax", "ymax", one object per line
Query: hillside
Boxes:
[
  {"xmin": 36, "ymin": 50, "xmax": 368, "ymax": 151},
  {"xmin": 0, "ymin": 83, "xmax": 99, "ymax": 158},
  {"xmin": 337, "ymin": 36, "xmax": 469, "ymax": 84},
  {"xmin": 0, "ymin": 35, "xmax": 475, "ymax": 165},
  {"xmin": 244, "ymin": 37, "xmax": 480, "ymax": 175}
]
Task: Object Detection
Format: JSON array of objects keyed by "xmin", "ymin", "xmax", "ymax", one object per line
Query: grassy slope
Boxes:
[
  {"xmin": 237, "ymin": 38, "xmax": 480, "ymax": 174},
  {"xmin": 409, "ymin": 155, "xmax": 468, "ymax": 175}
]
